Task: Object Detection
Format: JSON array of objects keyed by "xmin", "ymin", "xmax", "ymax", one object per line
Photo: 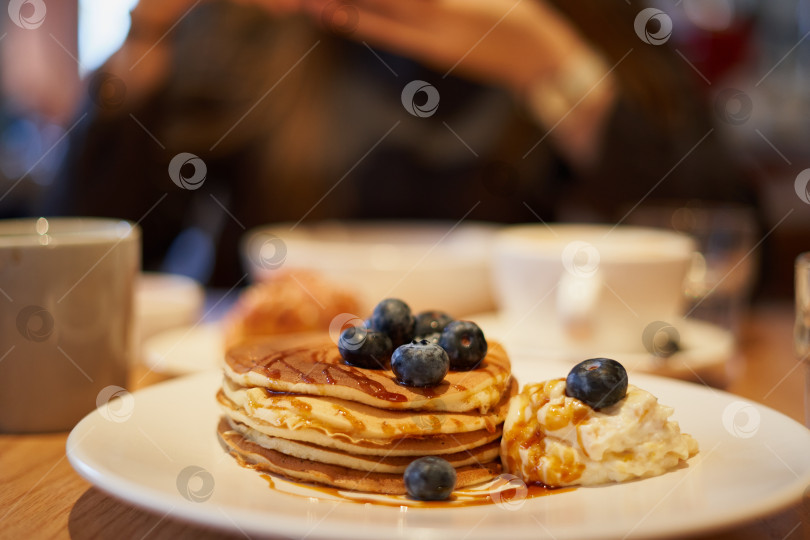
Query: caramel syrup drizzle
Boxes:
[{"xmin": 253, "ymin": 347, "xmax": 409, "ymax": 402}]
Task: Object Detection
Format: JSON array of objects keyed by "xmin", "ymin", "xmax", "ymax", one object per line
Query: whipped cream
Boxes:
[{"xmin": 500, "ymin": 379, "xmax": 698, "ymax": 487}]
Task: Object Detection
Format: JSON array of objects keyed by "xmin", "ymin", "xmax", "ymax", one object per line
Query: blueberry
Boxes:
[
  {"xmin": 338, "ymin": 326, "xmax": 392, "ymax": 369},
  {"xmin": 369, "ymin": 298, "xmax": 415, "ymax": 347},
  {"xmin": 439, "ymin": 321, "xmax": 487, "ymax": 371},
  {"xmin": 391, "ymin": 340, "xmax": 449, "ymax": 387},
  {"xmin": 404, "ymin": 456, "xmax": 456, "ymax": 501},
  {"xmin": 565, "ymin": 358, "xmax": 628, "ymax": 410},
  {"xmin": 414, "ymin": 310, "xmax": 453, "ymax": 338}
]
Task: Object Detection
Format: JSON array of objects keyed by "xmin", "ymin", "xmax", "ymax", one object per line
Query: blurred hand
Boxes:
[
  {"xmin": 303, "ymin": 0, "xmax": 617, "ymax": 165},
  {"xmin": 248, "ymin": 0, "xmax": 618, "ymax": 164},
  {"xmin": 302, "ymin": 0, "xmax": 589, "ymax": 96}
]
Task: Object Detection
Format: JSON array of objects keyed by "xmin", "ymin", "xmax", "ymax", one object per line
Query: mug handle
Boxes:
[{"xmin": 556, "ymin": 270, "xmax": 603, "ymax": 341}]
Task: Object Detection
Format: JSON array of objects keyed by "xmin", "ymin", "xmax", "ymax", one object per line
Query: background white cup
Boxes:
[
  {"xmin": 0, "ymin": 217, "xmax": 140, "ymax": 432},
  {"xmin": 492, "ymin": 224, "xmax": 696, "ymax": 355},
  {"xmin": 241, "ymin": 221, "xmax": 497, "ymax": 316}
]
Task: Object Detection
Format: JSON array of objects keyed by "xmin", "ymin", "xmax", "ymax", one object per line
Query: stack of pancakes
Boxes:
[{"xmin": 217, "ymin": 335, "xmax": 515, "ymax": 494}]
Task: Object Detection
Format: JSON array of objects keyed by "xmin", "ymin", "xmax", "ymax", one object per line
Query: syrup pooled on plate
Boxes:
[{"xmin": 258, "ymin": 473, "xmax": 574, "ymax": 508}]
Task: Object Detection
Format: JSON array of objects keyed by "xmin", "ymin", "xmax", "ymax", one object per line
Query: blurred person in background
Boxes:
[
  {"xmin": 48, "ymin": 0, "xmax": 757, "ymax": 286},
  {"xmin": 0, "ymin": 1, "xmax": 80, "ymax": 218}
]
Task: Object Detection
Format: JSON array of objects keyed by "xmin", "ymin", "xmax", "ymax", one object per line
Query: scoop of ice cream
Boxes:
[{"xmin": 500, "ymin": 379, "xmax": 698, "ymax": 487}]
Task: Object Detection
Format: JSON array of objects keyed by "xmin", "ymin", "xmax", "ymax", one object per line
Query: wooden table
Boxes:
[{"xmin": 2, "ymin": 303, "xmax": 808, "ymax": 539}]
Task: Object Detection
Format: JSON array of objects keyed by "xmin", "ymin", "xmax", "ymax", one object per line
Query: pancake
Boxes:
[
  {"xmin": 219, "ymin": 377, "xmax": 516, "ymax": 443},
  {"xmin": 217, "ymin": 388, "xmax": 504, "ymax": 456},
  {"xmin": 217, "ymin": 418, "xmax": 502, "ymax": 495},
  {"xmin": 224, "ymin": 336, "xmax": 512, "ymax": 413},
  {"xmin": 224, "ymin": 417, "xmax": 501, "ymax": 473}
]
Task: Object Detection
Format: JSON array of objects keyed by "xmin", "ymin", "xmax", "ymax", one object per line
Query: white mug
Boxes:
[
  {"xmin": 492, "ymin": 224, "xmax": 695, "ymax": 355},
  {"xmin": 0, "ymin": 217, "xmax": 140, "ymax": 432}
]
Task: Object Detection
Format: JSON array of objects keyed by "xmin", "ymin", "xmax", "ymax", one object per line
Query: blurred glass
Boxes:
[
  {"xmin": 794, "ymin": 252, "xmax": 810, "ymax": 426},
  {"xmin": 627, "ymin": 203, "xmax": 758, "ymax": 334}
]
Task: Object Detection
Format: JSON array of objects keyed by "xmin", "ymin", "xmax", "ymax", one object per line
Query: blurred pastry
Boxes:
[{"xmin": 223, "ymin": 271, "xmax": 360, "ymax": 349}]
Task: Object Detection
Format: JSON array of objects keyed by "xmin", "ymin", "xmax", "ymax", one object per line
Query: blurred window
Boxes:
[{"xmin": 79, "ymin": 0, "xmax": 138, "ymax": 75}]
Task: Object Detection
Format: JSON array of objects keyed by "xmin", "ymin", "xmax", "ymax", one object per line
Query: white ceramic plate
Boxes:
[
  {"xmin": 67, "ymin": 363, "xmax": 810, "ymax": 539},
  {"xmin": 474, "ymin": 313, "xmax": 734, "ymax": 383}
]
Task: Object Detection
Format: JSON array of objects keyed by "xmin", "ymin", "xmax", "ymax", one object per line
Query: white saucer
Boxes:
[
  {"xmin": 141, "ymin": 314, "xmax": 734, "ymax": 384},
  {"xmin": 472, "ymin": 313, "xmax": 734, "ymax": 384},
  {"xmin": 136, "ymin": 272, "xmax": 204, "ymax": 343},
  {"xmin": 141, "ymin": 322, "xmax": 224, "ymax": 375}
]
